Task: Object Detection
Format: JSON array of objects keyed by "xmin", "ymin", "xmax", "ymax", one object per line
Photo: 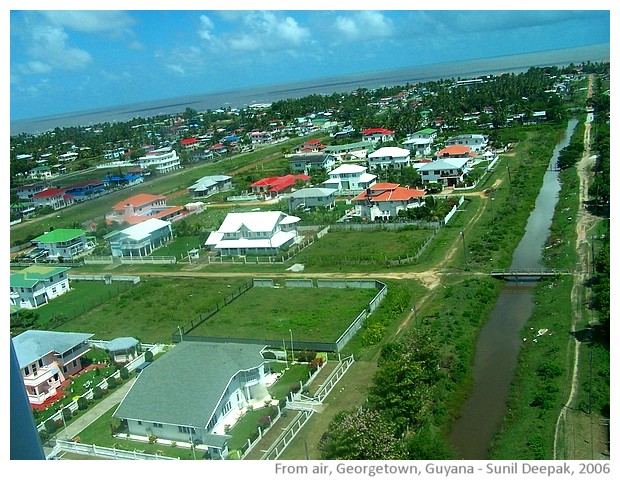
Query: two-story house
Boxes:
[
  {"xmin": 136, "ymin": 147, "xmax": 181, "ymax": 174},
  {"xmin": 361, "ymin": 128, "xmax": 395, "ymax": 145},
  {"xmin": 402, "ymin": 128, "xmax": 438, "ymax": 156},
  {"xmin": 105, "ymin": 218, "xmax": 173, "ymax": 257},
  {"xmin": 31, "ymin": 228, "xmax": 93, "ymax": 260},
  {"xmin": 416, "ymin": 158, "xmax": 470, "ymax": 187},
  {"xmin": 205, "ymin": 211, "xmax": 300, "ymax": 256},
  {"xmin": 321, "ymin": 164, "xmax": 377, "ymax": 193},
  {"xmin": 445, "ymin": 134, "xmax": 488, "ymax": 152},
  {"xmin": 367, "ymin": 146, "xmax": 411, "ymax": 171},
  {"xmin": 250, "ymin": 174, "xmax": 311, "ymax": 199},
  {"xmin": 352, "ymin": 183, "xmax": 426, "ymax": 221},
  {"xmin": 106, "ymin": 193, "xmax": 183, "ymax": 225},
  {"xmin": 322, "ymin": 140, "xmax": 371, "ymax": 163},
  {"xmin": 288, "ymin": 154, "xmax": 336, "ymax": 175},
  {"xmin": 13, "ymin": 330, "xmax": 94, "ymax": 406},
  {"xmin": 10, "ymin": 265, "xmax": 71, "ymax": 310},
  {"xmin": 30, "ymin": 188, "xmax": 72, "ymax": 211}
]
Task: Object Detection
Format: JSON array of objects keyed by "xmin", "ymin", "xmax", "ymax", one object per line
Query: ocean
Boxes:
[{"xmin": 10, "ymin": 43, "xmax": 610, "ymax": 136}]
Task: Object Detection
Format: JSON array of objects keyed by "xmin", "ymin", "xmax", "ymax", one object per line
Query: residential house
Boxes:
[
  {"xmin": 352, "ymin": 183, "xmax": 425, "ymax": 221},
  {"xmin": 64, "ymin": 179, "xmax": 106, "ymax": 202},
  {"xmin": 16, "ymin": 183, "xmax": 47, "ymax": 201},
  {"xmin": 249, "ymin": 131, "xmax": 273, "ymax": 144},
  {"xmin": 250, "ymin": 174, "xmax": 311, "ymax": 199},
  {"xmin": 322, "ymin": 164, "xmax": 377, "ymax": 193},
  {"xmin": 367, "ymin": 146, "xmax": 411, "ymax": 171},
  {"xmin": 29, "ymin": 166, "xmax": 53, "ymax": 180},
  {"xmin": 294, "ymin": 138, "xmax": 326, "ymax": 154},
  {"xmin": 361, "ymin": 128, "xmax": 395, "ymax": 145},
  {"xmin": 13, "ymin": 330, "xmax": 94, "ymax": 406},
  {"xmin": 30, "ymin": 188, "xmax": 72, "ymax": 210},
  {"xmin": 106, "ymin": 193, "xmax": 183, "ymax": 225},
  {"xmin": 288, "ymin": 187, "xmax": 337, "ymax": 211},
  {"xmin": 188, "ymin": 175, "xmax": 233, "ymax": 198},
  {"xmin": 445, "ymin": 134, "xmax": 488, "ymax": 152},
  {"xmin": 416, "ymin": 158, "xmax": 470, "ymax": 187},
  {"xmin": 31, "ymin": 228, "xmax": 93, "ymax": 260},
  {"xmin": 179, "ymin": 137, "xmax": 200, "ymax": 150},
  {"xmin": 113, "ymin": 341, "xmax": 271, "ymax": 459},
  {"xmin": 10, "ymin": 265, "xmax": 71, "ymax": 310},
  {"xmin": 322, "ymin": 141, "xmax": 371, "ymax": 163},
  {"xmin": 402, "ymin": 128, "xmax": 438, "ymax": 156},
  {"xmin": 105, "ymin": 218, "xmax": 173, "ymax": 257},
  {"xmin": 288, "ymin": 154, "xmax": 336, "ymax": 175},
  {"xmin": 437, "ymin": 145, "xmax": 473, "ymax": 159},
  {"xmin": 136, "ymin": 147, "xmax": 181, "ymax": 174},
  {"xmin": 205, "ymin": 211, "xmax": 300, "ymax": 256}
]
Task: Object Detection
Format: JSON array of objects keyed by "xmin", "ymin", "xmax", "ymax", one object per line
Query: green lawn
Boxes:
[
  {"xmin": 57, "ymin": 277, "xmax": 251, "ymax": 343},
  {"xmin": 190, "ymin": 284, "xmax": 379, "ymax": 343},
  {"xmin": 292, "ymin": 228, "xmax": 435, "ymax": 270}
]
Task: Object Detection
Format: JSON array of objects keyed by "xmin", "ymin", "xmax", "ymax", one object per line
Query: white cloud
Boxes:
[
  {"xmin": 41, "ymin": 11, "xmax": 135, "ymax": 33},
  {"xmin": 224, "ymin": 11, "xmax": 310, "ymax": 52},
  {"xmin": 335, "ymin": 11, "xmax": 394, "ymax": 41},
  {"xmin": 198, "ymin": 15, "xmax": 215, "ymax": 42},
  {"xmin": 28, "ymin": 25, "xmax": 93, "ymax": 71}
]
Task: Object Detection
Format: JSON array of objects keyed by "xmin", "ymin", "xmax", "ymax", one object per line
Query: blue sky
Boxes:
[{"xmin": 8, "ymin": 5, "xmax": 611, "ymax": 122}]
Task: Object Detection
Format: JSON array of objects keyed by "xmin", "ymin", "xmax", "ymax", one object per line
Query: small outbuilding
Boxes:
[{"xmin": 106, "ymin": 337, "xmax": 141, "ymax": 363}]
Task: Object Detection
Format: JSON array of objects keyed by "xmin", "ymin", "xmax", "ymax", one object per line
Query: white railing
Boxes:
[{"xmin": 50, "ymin": 440, "xmax": 179, "ymax": 460}]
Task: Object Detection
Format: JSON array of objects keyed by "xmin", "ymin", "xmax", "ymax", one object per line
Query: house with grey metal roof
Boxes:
[
  {"xmin": 105, "ymin": 218, "xmax": 173, "ymax": 257},
  {"xmin": 288, "ymin": 187, "xmax": 336, "ymax": 211},
  {"xmin": 113, "ymin": 341, "xmax": 270, "ymax": 459},
  {"xmin": 105, "ymin": 337, "xmax": 141, "ymax": 363},
  {"xmin": 10, "ymin": 265, "xmax": 71, "ymax": 309},
  {"xmin": 13, "ymin": 330, "xmax": 94, "ymax": 406},
  {"xmin": 288, "ymin": 154, "xmax": 336, "ymax": 175},
  {"xmin": 187, "ymin": 175, "xmax": 232, "ymax": 198}
]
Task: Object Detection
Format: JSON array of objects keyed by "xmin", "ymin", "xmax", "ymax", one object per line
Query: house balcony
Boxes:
[{"xmin": 22, "ymin": 364, "xmax": 61, "ymax": 388}]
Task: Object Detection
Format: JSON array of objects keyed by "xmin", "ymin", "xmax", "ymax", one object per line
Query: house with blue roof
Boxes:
[
  {"xmin": 113, "ymin": 341, "xmax": 271, "ymax": 459},
  {"xmin": 13, "ymin": 330, "xmax": 94, "ymax": 406}
]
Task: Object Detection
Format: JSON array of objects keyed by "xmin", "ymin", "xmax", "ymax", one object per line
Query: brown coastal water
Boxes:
[{"xmin": 447, "ymin": 118, "xmax": 578, "ymax": 459}]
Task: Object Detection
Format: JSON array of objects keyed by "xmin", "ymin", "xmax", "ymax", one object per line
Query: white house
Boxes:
[
  {"xmin": 288, "ymin": 154, "xmax": 336, "ymax": 174},
  {"xmin": 205, "ymin": 211, "xmax": 300, "ymax": 256},
  {"xmin": 445, "ymin": 134, "xmax": 488, "ymax": 152},
  {"xmin": 367, "ymin": 146, "xmax": 411, "ymax": 171},
  {"xmin": 402, "ymin": 128, "xmax": 438, "ymax": 156},
  {"xmin": 10, "ymin": 266, "xmax": 71, "ymax": 310},
  {"xmin": 416, "ymin": 158, "xmax": 470, "ymax": 187},
  {"xmin": 322, "ymin": 141, "xmax": 371, "ymax": 163},
  {"xmin": 352, "ymin": 183, "xmax": 426, "ymax": 221},
  {"xmin": 136, "ymin": 147, "xmax": 181, "ymax": 174},
  {"xmin": 361, "ymin": 128, "xmax": 395, "ymax": 144},
  {"xmin": 105, "ymin": 218, "xmax": 173, "ymax": 257},
  {"xmin": 31, "ymin": 228, "xmax": 92, "ymax": 260},
  {"xmin": 113, "ymin": 341, "xmax": 271, "ymax": 459},
  {"xmin": 322, "ymin": 164, "xmax": 377, "ymax": 193}
]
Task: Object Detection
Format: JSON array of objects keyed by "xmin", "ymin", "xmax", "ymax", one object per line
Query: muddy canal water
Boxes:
[{"xmin": 447, "ymin": 118, "xmax": 578, "ymax": 459}]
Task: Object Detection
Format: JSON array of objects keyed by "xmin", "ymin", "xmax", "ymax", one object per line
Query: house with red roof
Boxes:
[
  {"xmin": 294, "ymin": 138, "xmax": 326, "ymax": 154},
  {"xmin": 179, "ymin": 137, "xmax": 200, "ymax": 150},
  {"xmin": 31, "ymin": 188, "xmax": 72, "ymax": 210},
  {"xmin": 106, "ymin": 193, "xmax": 184, "ymax": 225},
  {"xmin": 362, "ymin": 128, "xmax": 395, "ymax": 145},
  {"xmin": 250, "ymin": 174, "xmax": 311, "ymax": 199},
  {"xmin": 352, "ymin": 183, "xmax": 425, "ymax": 221}
]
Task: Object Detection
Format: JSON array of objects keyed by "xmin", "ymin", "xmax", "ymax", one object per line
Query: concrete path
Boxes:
[{"xmin": 52, "ymin": 377, "xmax": 136, "ymax": 441}]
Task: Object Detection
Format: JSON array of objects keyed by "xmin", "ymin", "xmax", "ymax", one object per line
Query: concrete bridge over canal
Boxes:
[{"xmin": 490, "ymin": 268, "xmax": 571, "ymax": 280}]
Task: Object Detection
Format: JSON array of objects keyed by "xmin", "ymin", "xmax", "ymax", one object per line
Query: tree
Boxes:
[{"xmin": 318, "ymin": 408, "xmax": 404, "ymax": 460}]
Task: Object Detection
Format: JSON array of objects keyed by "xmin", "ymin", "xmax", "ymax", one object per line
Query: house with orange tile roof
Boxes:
[
  {"xmin": 437, "ymin": 145, "xmax": 472, "ymax": 158},
  {"xmin": 106, "ymin": 193, "xmax": 184, "ymax": 225},
  {"xmin": 250, "ymin": 174, "xmax": 311, "ymax": 199},
  {"xmin": 352, "ymin": 183, "xmax": 425, "ymax": 221}
]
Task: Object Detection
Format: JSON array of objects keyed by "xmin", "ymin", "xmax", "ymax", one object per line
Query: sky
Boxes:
[{"xmin": 7, "ymin": 3, "xmax": 613, "ymax": 123}]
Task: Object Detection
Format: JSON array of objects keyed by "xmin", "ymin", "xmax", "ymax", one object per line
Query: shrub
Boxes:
[
  {"xmin": 92, "ymin": 386, "xmax": 103, "ymax": 400},
  {"xmin": 44, "ymin": 418, "xmax": 58, "ymax": 434},
  {"xmin": 77, "ymin": 397, "xmax": 89, "ymax": 411},
  {"xmin": 119, "ymin": 367, "xmax": 129, "ymax": 380},
  {"xmin": 258, "ymin": 415, "xmax": 271, "ymax": 429},
  {"xmin": 62, "ymin": 408, "xmax": 72, "ymax": 422},
  {"xmin": 107, "ymin": 377, "xmax": 118, "ymax": 390},
  {"xmin": 144, "ymin": 350, "xmax": 153, "ymax": 362}
]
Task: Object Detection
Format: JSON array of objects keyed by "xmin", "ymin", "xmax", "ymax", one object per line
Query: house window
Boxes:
[
  {"xmin": 24, "ymin": 366, "xmax": 30, "ymax": 375},
  {"xmin": 222, "ymin": 400, "xmax": 232, "ymax": 415},
  {"xmin": 153, "ymin": 423, "xmax": 163, "ymax": 428},
  {"xmin": 137, "ymin": 421, "xmax": 142, "ymax": 425},
  {"xmin": 38, "ymin": 359, "xmax": 44, "ymax": 368},
  {"xmin": 72, "ymin": 360, "xmax": 78, "ymax": 367}
]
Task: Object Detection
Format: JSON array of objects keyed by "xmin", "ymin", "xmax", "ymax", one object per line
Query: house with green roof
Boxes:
[
  {"xmin": 113, "ymin": 341, "xmax": 271, "ymax": 459},
  {"xmin": 13, "ymin": 330, "xmax": 94, "ymax": 406},
  {"xmin": 403, "ymin": 128, "xmax": 438, "ymax": 157},
  {"xmin": 31, "ymin": 228, "xmax": 93, "ymax": 260},
  {"xmin": 322, "ymin": 140, "xmax": 372, "ymax": 163},
  {"xmin": 10, "ymin": 265, "xmax": 71, "ymax": 309}
]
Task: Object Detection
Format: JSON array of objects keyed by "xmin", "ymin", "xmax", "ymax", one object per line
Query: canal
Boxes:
[{"xmin": 447, "ymin": 118, "xmax": 579, "ymax": 459}]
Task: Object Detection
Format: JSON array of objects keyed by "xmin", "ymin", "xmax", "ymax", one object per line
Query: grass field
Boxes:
[
  {"xmin": 190, "ymin": 284, "xmax": 379, "ymax": 343},
  {"xmin": 57, "ymin": 277, "xmax": 251, "ymax": 343}
]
